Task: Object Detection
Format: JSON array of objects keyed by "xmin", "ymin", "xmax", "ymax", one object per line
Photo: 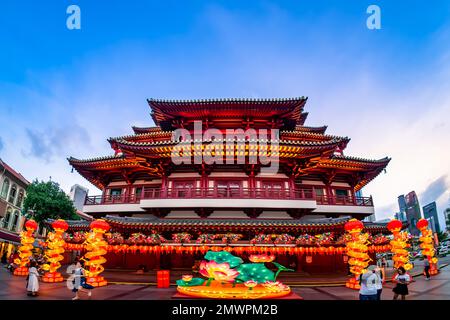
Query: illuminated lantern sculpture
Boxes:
[
  {"xmin": 82, "ymin": 219, "xmax": 110, "ymax": 287},
  {"xmin": 344, "ymin": 219, "xmax": 371, "ymax": 289},
  {"xmin": 14, "ymin": 219, "xmax": 38, "ymax": 276},
  {"xmin": 417, "ymin": 219, "xmax": 439, "ymax": 275},
  {"xmin": 387, "ymin": 219, "xmax": 412, "ymax": 270},
  {"xmin": 42, "ymin": 219, "xmax": 69, "ymax": 282}
]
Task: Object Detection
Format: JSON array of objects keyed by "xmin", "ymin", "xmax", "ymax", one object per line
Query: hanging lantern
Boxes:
[
  {"xmin": 42, "ymin": 219, "xmax": 69, "ymax": 282},
  {"xmin": 344, "ymin": 219, "xmax": 370, "ymax": 289},
  {"xmin": 82, "ymin": 219, "xmax": 110, "ymax": 287},
  {"xmin": 14, "ymin": 220, "xmax": 38, "ymax": 276},
  {"xmin": 417, "ymin": 219, "xmax": 439, "ymax": 275},
  {"xmin": 387, "ymin": 219, "xmax": 412, "ymax": 271}
]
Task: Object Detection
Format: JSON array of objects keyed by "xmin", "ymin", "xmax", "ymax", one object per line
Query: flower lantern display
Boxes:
[
  {"xmin": 344, "ymin": 219, "xmax": 371, "ymax": 289},
  {"xmin": 273, "ymin": 234, "xmax": 295, "ymax": 245},
  {"xmin": 172, "ymin": 232, "xmax": 192, "ymax": 243},
  {"xmin": 14, "ymin": 219, "xmax": 38, "ymax": 276},
  {"xmin": 176, "ymin": 250, "xmax": 293, "ymax": 299},
  {"xmin": 106, "ymin": 232, "xmax": 124, "ymax": 245},
  {"xmin": 387, "ymin": 219, "xmax": 412, "ymax": 271},
  {"xmin": 221, "ymin": 233, "xmax": 242, "ymax": 244},
  {"xmin": 199, "ymin": 260, "xmax": 240, "ymax": 285},
  {"xmin": 82, "ymin": 219, "xmax": 110, "ymax": 287},
  {"xmin": 146, "ymin": 232, "xmax": 166, "ymax": 245},
  {"xmin": 315, "ymin": 232, "xmax": 335, "ymax": 246},
  {"xmin": 196, "ymin": 234, "xmax": 216, "ymax": 244},
  {"xmin": 127, "ymin": 233, "xmax": 147, "ymax": 245},
  {"xmin": 42, "ymin": 219, "xmax": 69, "ymax": 282},
  {"xmin": 417, "ymin": 219, "xmax": 439, "ymax": 275},
  {"xmin": 296, "ymin": 234, "xmax": 316, "ymax": 246}
]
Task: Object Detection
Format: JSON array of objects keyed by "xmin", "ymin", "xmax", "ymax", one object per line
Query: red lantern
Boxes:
[
  {"xmin": 416, "ymin": 219, "xmax": 428, "ymax": 230},
  {"xmin": 52, "ymin": 219, "xmax": 68, "ymax": 232},
  {"xmin": 387, "ymin": 219, "xmax": 402, "ymax": 233},
  {"xmin": 89, "ymin": 219, "xmax": 110, "ymax": 232},
  {"xmin": 344, "ymin": 219, "xmax": 364, "ymax": 233},
  {"xmin": 25, "ymin": 219, "xmax": 38, "ymax": 231}
]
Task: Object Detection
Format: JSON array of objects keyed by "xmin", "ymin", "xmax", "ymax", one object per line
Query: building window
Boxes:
[
  {"xmin": 216, "ymin": 181, "xmax": 241, "ymax": 197},
  {"xmin": 110, "ymin": 188, "xmax": 122, "ymax": 200},
  {"xmin": 0, "ymin": 179, "xmax": 9, "ymax": 199},
  {"xmin": 16, "ymin": 190, "xmax": 24, "ymax": 208},
  {"xmin": 8, "ymin": 185, "xmax": 17, "ymax": 204},
  {"xmin": 11, "ymin": 211, "xmax": 19, "ymax": 231},
  {"xmin": 134, "ymin": 187, "xmax": 143, "ymax": 201},
  {"xmin": 2, "ymin": 208, "xmax": 12, "ymax": 229},
  {"xmin": 173, "ymin": 181, "xmax": 195, "ymax": 197},
  {"xmin": 335, "ymin": 189, "xmax": 348, "ymax": 197}
]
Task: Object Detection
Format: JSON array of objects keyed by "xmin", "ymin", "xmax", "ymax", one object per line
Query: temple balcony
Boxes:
[{"xmin": 83, "ymin": 187, "xmax": 374, "ymax": 217}]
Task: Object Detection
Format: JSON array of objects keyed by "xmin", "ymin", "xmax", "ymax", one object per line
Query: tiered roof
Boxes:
[{"xmin": 68, "ymin": 97, "xmax": 390, "ymax": 190}]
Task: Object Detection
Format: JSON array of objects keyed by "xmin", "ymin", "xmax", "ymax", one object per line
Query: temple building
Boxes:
[{"xmin": 67, "ymin": 97, "xmax": 391, "ymax": 273}]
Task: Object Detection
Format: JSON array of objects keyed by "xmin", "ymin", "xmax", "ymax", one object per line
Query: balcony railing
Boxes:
[{"xmin": 85, "ymin": 187, "xmax": 373, "ymax": 207}]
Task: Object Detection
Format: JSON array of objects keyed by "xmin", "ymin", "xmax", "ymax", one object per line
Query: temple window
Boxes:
[
  {"xmin": 8, "ymin": 184, "xmax": 17, "ymax": 204},
  {"xmin": 173, "ymin": 181, "xmax": 195, "ymax": 197},
  {"xmin": 110, "ymin": 188, "xmax": 122, "ymax": 200},
  {"xmin": 335, "ymin": 189, "xmax": 349, "ymax": 197},
  {"xmin": 314, "ymin": 187, "xmax": 325, "ymax": 196},
  {"xmin": 215, "ymin": 180, "xmax": 241, "ymax": 197},
  {"xmin": 0, "ymin": 178, "xmax": 9, "ymax": 199},
  {"xmin": 135, "ymin": 187, "xmax": 143, "ymax": 199}
]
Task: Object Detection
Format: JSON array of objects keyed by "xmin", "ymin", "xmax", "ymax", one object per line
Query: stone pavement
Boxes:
[{"xmin": 0, "ymin": 258, "xmax": 449, "ymax": 300}]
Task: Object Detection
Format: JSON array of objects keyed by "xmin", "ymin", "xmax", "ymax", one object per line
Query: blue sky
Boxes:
[{"xmin": 0, "ymin": 1, "xmax": 449, "ymax": 226}]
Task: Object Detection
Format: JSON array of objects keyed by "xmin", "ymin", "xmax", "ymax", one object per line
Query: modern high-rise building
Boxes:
[
  {"xmin": 404, "ymin": 191, "xmax": 422, "ymax": 236},
  {"xmin": 422, "ymin": 202, "xmax": 440, "ymax": 233},
  {"xmin": 69, "ymin": 184, "xmax": 89, "ymax": 212},
  {"xmin": 445, "ymin": 207, "xmax": 450, "ymax": 231},
  {"xmin": 397, "ymin": 195, "xmax": 407, "ymax": 221}
]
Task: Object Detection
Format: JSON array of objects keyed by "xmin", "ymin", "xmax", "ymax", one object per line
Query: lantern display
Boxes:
[
  {"xmin": 344, "ymin": 219, "xmax": 371, "ymax": 289},
  {"xmin": 82, "ymin": 219, "xmax": 110, "ymax": 287},
  {"xmin": 14, "ymin": 219, "xmax": 38, "ymax": 276},
  {"xmin": 387, "ymin": 219, "xmax": 412, "ymax": 271},
  {"xmin": 176, "ymin": 250, "xmax": 293, "ymax": 299},
  {"xmin": 42, "ymin": 219, "xmax": 69, "ymax": 282},
  {"xmin": 417, "ymin": 219, "xmax": 439, "ymax": 275}
]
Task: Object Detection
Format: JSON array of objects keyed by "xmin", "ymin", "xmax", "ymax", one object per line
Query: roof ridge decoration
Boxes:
[
  {"xmin": 330, "ymin": 154, "xmax": 391, "ymax": 163},
  {"xmin": 112, "ymin": 136, "xmax": 349, "ymax": 147},
  {"xmin": 68, "ymin": 154, "xmax": 126, "ymax": 164},
  {"xmin": 147, "ymin": 97, "xmax": 308, "ymax": 103}
]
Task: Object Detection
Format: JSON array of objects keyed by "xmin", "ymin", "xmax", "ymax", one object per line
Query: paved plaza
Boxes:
[{"xmin": 1, "ymin": 257, "xmax": 449, "ymax": 300}]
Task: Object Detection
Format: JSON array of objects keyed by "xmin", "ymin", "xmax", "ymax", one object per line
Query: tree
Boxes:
[{"xmin": 23, "ymin": 180, "xmax": 79, "ymax": 225}]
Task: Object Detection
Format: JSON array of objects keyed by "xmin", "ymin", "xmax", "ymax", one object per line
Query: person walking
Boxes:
[
  {"xmin": 374, "ymin": 266, "xmax": 383, "ymax": 300},
  {"xmin": 1, "ymin": 251, "xmax": 7, "ymax": 264},
  {"xmin": 71, "ymin": 260, "xmax": 94, "ymax": 300},
  {"xmin": 393, "ymin": 267, "xmax": 411, "ymax": 300},
  {"xmin": 358, "ymin": 265, "xmax": 378, "ymax": 300},
  {"xmin": 26, "ymin": 261, "xmax": 40, "ymax": 297},
  {"xmin": 423, "ymin": 258, "xmax": 431, "ymax": 280}
]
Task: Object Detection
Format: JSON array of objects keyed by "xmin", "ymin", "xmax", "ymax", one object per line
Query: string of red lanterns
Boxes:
[{"xmin": 64, "ymin": 243, "xmax": 390, "ymax": 255}]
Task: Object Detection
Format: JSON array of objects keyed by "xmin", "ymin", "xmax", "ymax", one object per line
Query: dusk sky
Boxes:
[{"xmin": 0, "ymin": 1, "xmax": 449, "ymax": 227}]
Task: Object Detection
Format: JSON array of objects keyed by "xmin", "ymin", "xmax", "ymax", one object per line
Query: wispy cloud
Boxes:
[
  {"xmin": 419, "ymin": 175, "xmax": 449, "ymax": 206},
  {"xmin": 22, "ymin": 124, "xmax": 92, "ymax": 163}
]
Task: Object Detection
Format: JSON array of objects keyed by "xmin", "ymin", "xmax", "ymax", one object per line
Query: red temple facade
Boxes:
[{"xmin": 67, "ymin": 97, "xmax": 391, "ymax": 273}]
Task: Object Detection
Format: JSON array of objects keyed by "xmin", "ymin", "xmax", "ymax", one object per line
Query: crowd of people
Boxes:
[
  {"xmin": 1, "ymin": 251, "xmax": 94, "ymax": 299},
  {"xmin": 357, "ymin": 255, "xmax": 436, "ymax": 300}
]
